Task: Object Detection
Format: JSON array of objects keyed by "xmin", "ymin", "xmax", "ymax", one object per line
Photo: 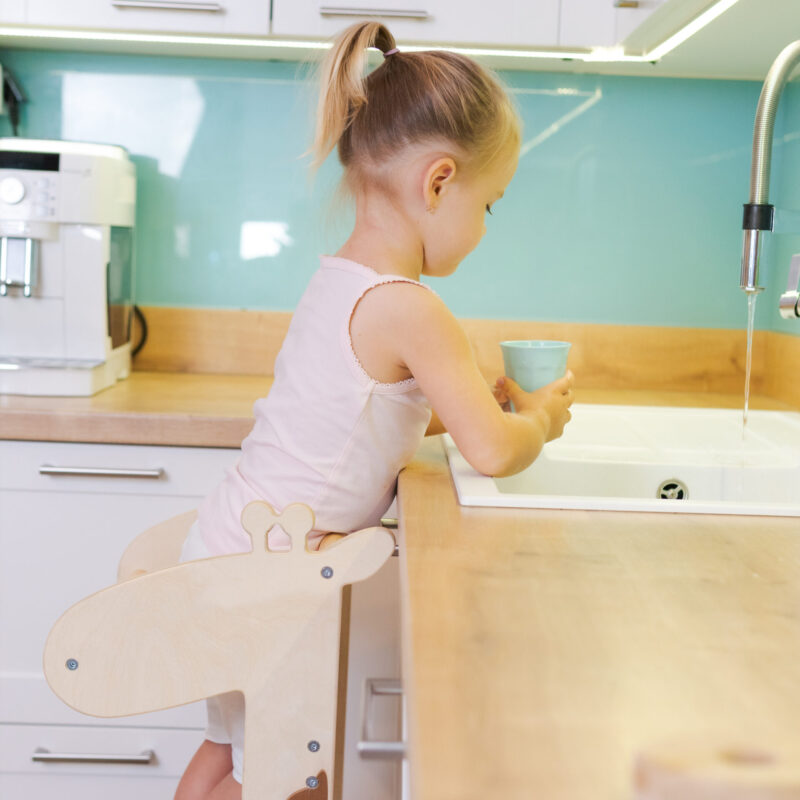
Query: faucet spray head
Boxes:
[{"xmin": 740, "ymin": 203, "xmax": 773, "ymax": 293}]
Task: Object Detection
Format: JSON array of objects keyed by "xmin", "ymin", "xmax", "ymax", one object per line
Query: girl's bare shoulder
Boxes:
[{"xmin": 349, "ymin": 280, "xmax": 461, "ymax": 382}]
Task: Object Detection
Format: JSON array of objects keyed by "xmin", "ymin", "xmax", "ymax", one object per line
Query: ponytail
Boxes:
[
  {"xmin": 312, "ymin": 22, "xmax": 396, "ymax": 171},
  {"xmin": 311, "ymin": 22, "xmax": 520, "ymax": 179}
]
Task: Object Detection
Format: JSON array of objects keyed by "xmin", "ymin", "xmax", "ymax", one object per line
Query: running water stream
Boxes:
[{"xmin": 743, "ymin": 292, "xmax": 758, "ymax": 432}]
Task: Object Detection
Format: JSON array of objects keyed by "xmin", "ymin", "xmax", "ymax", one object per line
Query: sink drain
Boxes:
[{"xmin": 657, "ymin": 479, "xmax": 688, "ymax": 500}]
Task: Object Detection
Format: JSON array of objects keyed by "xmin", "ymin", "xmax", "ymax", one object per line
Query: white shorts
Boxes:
[{"xmin": 179, "ymin": 522, "xmax": 246, "ymax": 784}]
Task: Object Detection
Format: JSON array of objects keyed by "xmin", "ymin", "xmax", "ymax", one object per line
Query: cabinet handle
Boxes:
[
  {"xmin": 39, "ymin": 465, "xmax": 164, "ymax": 479},
  {"xmin": 380, "ymin": 517, "xmax": 400, "ymax": 556},
  {"xmin": 319, "ymin": 7, "xmax": 429, "ymax": 20},
  {"xmin": 357, "ymin": 678, "xmax": 406, "ymax": 760},
  {"xmin": 111, "ymin": 1, "xmax": 223, "ymax": 11},
  {"xmin": 613, "ymin": 1, "xmax": 640, "ymax": 7},
  {"xmin": 32, "ymin": 747, "xmax": 155, "ymax": 765}
]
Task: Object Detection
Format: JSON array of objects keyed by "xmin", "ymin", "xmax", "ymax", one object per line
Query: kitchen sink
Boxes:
[{"xmin": 444, "ymin": 404, "xmax": 800, "ymax": 516}]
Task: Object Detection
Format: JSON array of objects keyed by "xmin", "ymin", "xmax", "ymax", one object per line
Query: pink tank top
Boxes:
[{"xmin": 197, "ymin": 255, "xmax": 433, "ymax": 554}]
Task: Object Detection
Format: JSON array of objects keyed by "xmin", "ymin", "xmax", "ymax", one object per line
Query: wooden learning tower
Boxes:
[{"xmin": 42, "ymin": 501, "xmax": 395, "ymax": 799}]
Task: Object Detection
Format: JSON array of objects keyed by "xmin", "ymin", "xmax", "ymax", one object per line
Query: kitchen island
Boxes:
[
  {"xmin": 3, "ymin": 371, "xmax": 800, "ymax": 799},
  {"xmin": 397, "ymin": 436, "xmax": 800, "ymax": 800}
]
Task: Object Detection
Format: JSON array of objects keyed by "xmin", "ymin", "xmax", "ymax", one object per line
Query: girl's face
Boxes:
[{"xmin": 420, "ymin": 145, "xmax": 519, "ymax": 278}]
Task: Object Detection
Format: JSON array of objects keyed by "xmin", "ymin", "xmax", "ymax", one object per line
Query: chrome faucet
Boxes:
[{"xmin": 740, "ymin": 39, "xmax": 800, "ymax": 318}]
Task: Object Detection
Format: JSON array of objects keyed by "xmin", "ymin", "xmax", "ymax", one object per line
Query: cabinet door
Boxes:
[
  {"xmin": 24, "ymin": 0, "xmax": 270, "ymax": 35},
  {"xmin": 342, "ymin": 556, "xmax": 402, "ymax": 800},
  {"xmin": 272, "ymin": 0, "xmax": 561, "ymax": 48}
]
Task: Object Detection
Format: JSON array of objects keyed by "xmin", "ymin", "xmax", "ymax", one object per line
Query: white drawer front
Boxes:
[
  {"xmin": 0, "ymin": 440, "xmax": 238, "ymax": 496},
  {"xmin": 0, "ymin": 722, "xmax": 201, "ymax": 796}
]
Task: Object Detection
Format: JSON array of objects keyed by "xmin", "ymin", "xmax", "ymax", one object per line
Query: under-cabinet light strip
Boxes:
[
  {"xmin": 0, "ymin": 26, "xmax": 593, "ymax": 58},
  {"xmin": 0, "ymin": 0, "xmax": 742, "ymax": 63},
  {"xmin": 645, "ymin": 0, "xmax": 742, "ymax": 61},
  {"xmin": 0, "ymin": 27, "xmax": 330, "ymax": 50}
]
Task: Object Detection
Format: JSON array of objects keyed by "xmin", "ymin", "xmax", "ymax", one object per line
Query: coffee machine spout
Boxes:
[{"xmin": 0, "ymin": 236, "xmax": 38, "ymax": 297}]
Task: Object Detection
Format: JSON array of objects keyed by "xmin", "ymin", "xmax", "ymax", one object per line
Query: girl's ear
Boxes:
[{"xmin": 423, "ymin": 157, "xmax": 457, "ymax": 211}]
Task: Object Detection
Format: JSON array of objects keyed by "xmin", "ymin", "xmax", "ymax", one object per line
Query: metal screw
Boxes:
[
  {"xmin": 66, "ymin": 659, "xmax": 79, "ymax": 671},
  {"xmin": 306, "ymin": 776, "xmax": 319, "ymax": 789},
  {"xmin": 321, "ymin": 566, "xmax": 333, "ymax": 579},
  {"xmin": 308, "ymin": 740, "xmax": 320, "ymax": 752}
]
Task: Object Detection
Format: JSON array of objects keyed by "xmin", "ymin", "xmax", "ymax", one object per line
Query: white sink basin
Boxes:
[{"xmin": 445, "ymin": 404, "xmax": 800, "ymax": 516}]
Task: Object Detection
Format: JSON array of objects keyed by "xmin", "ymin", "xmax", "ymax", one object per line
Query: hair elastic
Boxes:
[{"xmin": 383, "ymin": 47, "xmax": 400, "ymax": 58}]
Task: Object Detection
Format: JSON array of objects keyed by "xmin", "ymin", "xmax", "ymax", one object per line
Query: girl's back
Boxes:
[{"xmin": 196, "ymin": 255, "xmax": 433, "ymax": 555}]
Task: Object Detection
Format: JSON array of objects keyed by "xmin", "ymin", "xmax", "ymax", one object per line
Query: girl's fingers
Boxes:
[{"xmin": 554, "ymin": 371, "xmax": 574, "ymax": 392}]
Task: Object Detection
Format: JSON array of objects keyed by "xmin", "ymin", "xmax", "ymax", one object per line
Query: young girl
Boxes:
[{"xmin": 174, "ymin": 21, "xmax": 574, "ymax": 800}]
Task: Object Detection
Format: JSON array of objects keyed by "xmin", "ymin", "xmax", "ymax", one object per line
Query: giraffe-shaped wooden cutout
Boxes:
[{"xmin": 43, "ymin": 501, "xmax": 395, "ymax": 800}]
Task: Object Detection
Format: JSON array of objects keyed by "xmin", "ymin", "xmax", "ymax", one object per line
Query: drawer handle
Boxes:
[
  {"xmin": 357, "ymin": 678, "xmax": 406, "ymax": 760},
  {"xmin": 39, "ymin": 465, "xmax": 165, "ymax": 479},
  {"xmin": 32, "ymin": 747, "xmax": 156, "ymax": 765},
  {"xmin": 319, "ymin": 6, "xmax": 429, "ymax": 20},
  {"xmin": 111, "ymin": 1, "xmax": 223, "ymax": 11}
]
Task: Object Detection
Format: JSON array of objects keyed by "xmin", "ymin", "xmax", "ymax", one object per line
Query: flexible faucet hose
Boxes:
[{"xmin": 750, "ymin": 39, "xmax": 800, "ymax": 205}]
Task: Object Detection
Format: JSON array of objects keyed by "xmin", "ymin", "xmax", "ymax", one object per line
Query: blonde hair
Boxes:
[{"xmin": 312, "ymin": 22, "xmax": 520, "ymax": 183}]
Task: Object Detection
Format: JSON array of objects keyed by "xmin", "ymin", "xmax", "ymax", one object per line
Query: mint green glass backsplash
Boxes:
[{"xmin": 2, "ymin": 48, "xmax": 798, "ymax": 335}]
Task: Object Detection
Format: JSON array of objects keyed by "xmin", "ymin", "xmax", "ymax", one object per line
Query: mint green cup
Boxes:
[{"xmin": 500, "ymin": 341, "xmax": 571, "ymax": 407}]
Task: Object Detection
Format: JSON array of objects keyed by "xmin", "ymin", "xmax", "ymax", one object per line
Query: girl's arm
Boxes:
[
  {"xmin": 425, "ymin": 381, "xmax": 514, "ymax": 436},
  {"xmin": 387, "ymin": 285, "xmax": 574, "ymax": 477}
]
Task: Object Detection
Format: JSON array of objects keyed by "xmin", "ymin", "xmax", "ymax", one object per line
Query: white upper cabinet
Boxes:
[
  {"xmin": 271, "ymin": 1, "xmax": 666, "ymax": 50},
  {"xmin": 24, "ymin": 0, "xmax": 271, "ymax": 35},
  {"xmin": 271, "ymin": 1, "xmax": 562, "ymax": 48},
  {"xmin": 0, "ymin": 0, "xmax": 26, "ymax": 23}
]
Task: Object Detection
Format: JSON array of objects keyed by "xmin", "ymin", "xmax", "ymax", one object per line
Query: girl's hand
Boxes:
[{"xmin": 495, "ymin": 371, "xmax": 575, "ymax": 442}]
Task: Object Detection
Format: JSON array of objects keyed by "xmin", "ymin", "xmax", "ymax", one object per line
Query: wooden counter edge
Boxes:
[
  {"xmin": 0, "ymin": 408, "xmax": 254, "ymax": 448},
  {"xmin": 396, "ymin": 438, "xmax": 456, "ymax": 800}
]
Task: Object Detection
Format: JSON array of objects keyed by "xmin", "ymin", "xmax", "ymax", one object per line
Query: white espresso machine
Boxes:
[{"xmin": 0, "ymin": 138, "xmax": 136, "ymax": 395}]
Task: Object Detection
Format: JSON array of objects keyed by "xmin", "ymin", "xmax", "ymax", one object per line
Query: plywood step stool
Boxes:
[{"xmin": 43, "ymin": 501, "xmax": 395, "ymax": 800}]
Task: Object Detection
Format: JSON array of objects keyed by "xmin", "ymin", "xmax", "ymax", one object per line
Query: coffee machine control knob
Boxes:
[{"xmin": 0, "ymin": 177, "xmax": 26, "ymax": 205}]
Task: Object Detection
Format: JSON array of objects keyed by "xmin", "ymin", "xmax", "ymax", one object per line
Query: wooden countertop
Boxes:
[
  {"xmin": 0, "ymin": 370, "xmax": 794, "ymax": 447},
  {"xmin": 396, "ymin": 438, "xmax": 800, "ymax": 800}
]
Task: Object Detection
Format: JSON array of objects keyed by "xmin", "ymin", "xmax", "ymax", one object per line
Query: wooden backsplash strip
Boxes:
[
  {"xmin": 459, "ymin": 319, "xmax": 765, "ymax": 394},
  {"xmin": 133, "ymin": 305, "xmax": 800, "ymax": 399},
  {"xmin": 133, "ymin": 306, "xmax": 293, "ymax": 376}
]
